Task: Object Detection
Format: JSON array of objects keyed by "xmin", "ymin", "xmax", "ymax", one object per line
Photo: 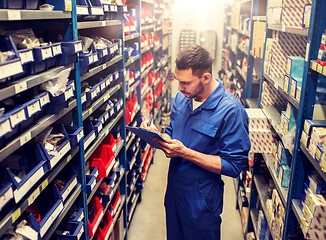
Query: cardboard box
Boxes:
[
  {"xmin": 304, "ymin": 120, "xmax": 326, "ymax": 136},
  {"xmin": 286, "ymin": 56, "xmax": 305, "ymax": 78},
  {"xmin": 309, "ymin": 140, "xmax": 318, "ymax": 157},
  {"xmin": 307, "ymin": 171, "xmax": 326, "ymax": 195},
  {"xmin": 306, "ymin": 193, "xmax": 326, "ymax": 218},
  {"xmin": 301, "ymin": 130, "xmax": 310, "ymax": 148},
  {"xmin": 252, "ymin": 21, "xmax": 266, "ymax": 59},
  {"xmin": 279, "ymin": 164, "xmax": 290, "ymax": 187}
]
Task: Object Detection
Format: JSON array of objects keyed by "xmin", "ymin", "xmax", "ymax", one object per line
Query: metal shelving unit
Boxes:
[
  {"xmin": 0, "ymin": 0, "xmax": 172, "ymax": 239},
  {"xmin": 0, "ymin": 9, "xmax": 71, "ymax": 20}
]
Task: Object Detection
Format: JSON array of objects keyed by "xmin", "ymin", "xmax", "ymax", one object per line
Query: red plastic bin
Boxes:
[
  {"xmin": 88, "ymin": 197, "xmax": 104, "ymax": 237},
  {"xmin": 95, "ymin": 210, "xmax": 114, "ymax": 240},
  {"xmin": 90, "ymin": 144, "xmax": 116, "ymax": 181},
  {"xmin": 110, "ymin": 191, "xmax": 121, "ymax": 217}
]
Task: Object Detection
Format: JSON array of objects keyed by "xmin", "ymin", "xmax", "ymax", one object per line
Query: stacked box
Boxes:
[
  {"xmin": 266, "ymin": 189, "xmax": 285, "ymax": 239},
  {"xmin": 246, "ymin": 109, "xmax": 274, "ymax": 153},
  {"xmin": 264, "ymin": 32, "xmax": 306, "ymax": 80},
  {"xmin": 299, "ymin": 173, "xmax": 326, "ymax": 238},
  {"xmin": 280, "ymin": 109, "xmax": 296, "ymax": 134},
  {"xmin": 302, "ymin": 120, "xmax": 326, "ymax": 162},
  {"xmin": 261, "ymin": 81, "xmax": 287, "ymax": 106},
  {"xmin": 252, "ymin": 21, "xmax": 266, "ymax": 59},
  {"xmin": 269, "ymin": 33, "xmax": 306, "ymax": 79},
  {"xmin": 268, "ymin": 0, "xmax": 312, "ymax": 28}
]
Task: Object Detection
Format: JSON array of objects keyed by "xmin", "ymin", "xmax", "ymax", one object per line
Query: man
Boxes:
[{"xmin": 143, "ymin": 45, "xmax": 251, "ymax": 240}]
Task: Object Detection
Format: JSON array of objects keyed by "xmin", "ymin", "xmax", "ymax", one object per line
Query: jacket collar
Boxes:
[{"xmin": 197, "ymin": 78, "xmax": 225, "ymax": 110}]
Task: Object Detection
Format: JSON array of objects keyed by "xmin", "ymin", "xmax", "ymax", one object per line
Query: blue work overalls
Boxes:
[{"xmin": 164, "ymin": 79, "xmax": 251, "ymax": 240}]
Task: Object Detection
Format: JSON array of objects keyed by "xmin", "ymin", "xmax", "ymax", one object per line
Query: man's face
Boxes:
[{"xmin": 175, "ymin": 68, "xmax": 204, "ymax": 100}]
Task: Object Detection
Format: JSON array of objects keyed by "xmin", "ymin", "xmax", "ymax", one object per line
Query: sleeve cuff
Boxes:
[{"xmin": 220, "ymin": 159, "xmax": 239, "ymax": 178}]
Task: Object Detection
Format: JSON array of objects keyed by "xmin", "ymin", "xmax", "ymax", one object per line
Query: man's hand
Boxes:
[
  {"xmin": 155, "ymin": 138, "xmax": 189, "ymax": 159},
  {"xmin": 140, "ymin": 119, "xmax": 160, "ymax": 133}
]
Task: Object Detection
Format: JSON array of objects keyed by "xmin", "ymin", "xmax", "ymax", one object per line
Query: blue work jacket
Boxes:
[{"xmin": 165, "ymin": 78, "xmax": 251, "ymax": 179}]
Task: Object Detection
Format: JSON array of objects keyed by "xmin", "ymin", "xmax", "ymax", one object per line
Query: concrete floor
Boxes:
[{"xmin": 128, "ymin": 150, "xmax": 244, "ymax": 240}]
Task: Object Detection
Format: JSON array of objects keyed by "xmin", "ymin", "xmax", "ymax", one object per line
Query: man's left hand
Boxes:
[{"xmin": 155, "ymin": 138, "xmax": 188, "ymax": 158}]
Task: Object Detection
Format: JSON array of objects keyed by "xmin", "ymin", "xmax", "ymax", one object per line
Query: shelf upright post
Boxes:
[
  {"xmin": 284, "ymin": 0, "xmax": 326, "ymax": 238},
  {"xmin": 120, "ymin": 9, "xmax": 129, "ymax": 239},
  {"xmin": 70, "ymin": 0, "xmax": 89, "ymax": 238},
  {"xmin": 244, "ymin": 0, "xmax": 258, "ymax": 100}
]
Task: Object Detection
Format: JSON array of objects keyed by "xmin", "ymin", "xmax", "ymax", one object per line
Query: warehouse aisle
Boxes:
[{"xmin": 128, "ymin": 150, "xmax": 243, "ymax": 240}]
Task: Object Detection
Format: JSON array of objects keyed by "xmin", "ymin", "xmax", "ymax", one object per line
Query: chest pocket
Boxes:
[
  {"xmin": 189, "ymin": 120, "xmax": 218, "ymax": 152},
  {"xmin": 191, "ymin": 120, "xmax": 217, "ymax": 137}
]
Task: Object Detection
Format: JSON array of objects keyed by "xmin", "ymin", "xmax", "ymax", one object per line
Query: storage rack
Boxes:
[
  {"xmin": 224, "ymin": 0, "xmax": 326, "ymax": 239},
  {"xmin": 0, "ymin": 0, "xmax": 172, "ymax": 240},
  {"xmin": 222, "ymin": 0, "xmax": 266, "ymax": 107}
]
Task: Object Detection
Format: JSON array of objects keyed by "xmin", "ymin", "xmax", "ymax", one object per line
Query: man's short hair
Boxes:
[{"xmin": 175, "ymin": 45, "xmax": 212, "ymax": 78}]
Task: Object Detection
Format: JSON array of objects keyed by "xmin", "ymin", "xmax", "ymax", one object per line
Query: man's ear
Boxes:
[{"xmin": 202, "ymin": 72, "xmax": 211, "ymax": 84}]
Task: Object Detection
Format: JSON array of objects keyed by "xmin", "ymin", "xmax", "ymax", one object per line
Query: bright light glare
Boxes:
[{"xmin": 172, "ymin": 0, "xmax": 226, "ymax": 30}]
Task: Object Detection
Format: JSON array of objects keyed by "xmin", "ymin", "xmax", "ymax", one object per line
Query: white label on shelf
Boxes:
[
  {"xmin": 9, "ymin": 108, "xmax": 26, "ymax": 128},
  {"xmin": 91, "ymin": 89, "xmax": 97, "ymax": 100},
  {"xmin": 0, "ymin": 118, "xmax": 11, "ymax": 137},
  {"xmin": 305, "ymin": 42, "xmax": 310, "ymax": 62},
  {"xmin": 97, "ymin": 122, "xmax": 103, "ymax": 133},
  {"xmin": 92, "ymin": 211, "xmax": 104, "ymax": 235},
  {"xmin": 62, "ymin": 177, "xmax": 77, "ymax": 201},
  {"xmin": 114, "ymin": 6, "xmax": 118, "ymax": 11},
  {"xmin": 93, "ymin": 169, "xmax": 99, "ymax": 178},
  {"xmin": 93, "ymin": 54, "xmax": 99, "ymax": 62},
  {"xmin": 39, "ymin": 93, "xmax": 50, "ymax": 107},
  {"xmin": 317, "ymin": 64, "xmax": 323, "ymax": 74},
  {"xmin": 50, "ymin": 142, "xmax": 71, "ymax": 169},
  {"xmin": 19, "ymin": 131, "xmax": 31, "ymax": 146},
  {"xmin": 52, "ymin": 45, "xmax": 62, "ymax": 56},
  {"xmin": 92, "ymin": 7, "xmax": 104, "ymax": 15},
  {"xmin": 101, "ymin": 83, "xmax": 106, "ymax": 93},
  {"xmin": 40, "ymin": 201, "xmax": 64, "ymax": 237},
  {"xmin": 115, "ymin": 72, "xmax": 119, "ymax": 79},
  {"xmin": 27, "ymin": 187, "xmax": 40, "ymax": 206},
  {"xmin": 27, "ymin": 101, "xmax": 41, "ymax": 117},
  {"xmin": 41, "ymin": 47, "xmax": 53, "ymax": 60},
  {"xmin": 89, "ymin": 177, "xmax": 96, "ymax": 191},
  {"xmin": 87, "ymin": 54, "xmax": 93, "ymax": 64},
  {"xmin": 104, "ymin": 5, "xmax": 109, "ymax": 11},
  {"xmin": 14, "ymin": 81, "xmax": 27, "ymax": 95},
  {"xmin": 65, "ymin": 87, "xmax": 74, "ymax": 101},
  {"xmin": 14, "ymin": 165, "xmax": 44, "ymax": 203},
  {"xmin": 74, "ymin": 42, "xmax": 83, "ymax": 52},
  {"xmin": 0, "ymin": 186, "xmax": 13, "ymax": 209},
  {"xmin": 77, "ymin": 129, "xmax": 84, "ymax": 143},
  {"xmin": 104, "ymin": 112, "xmax": 109, "ymax": 122},
  {"xmin": 81, "ymin": 94, "xmax": 87, "ymax": 104},
  {"xmin": 76, "ymin": 6, "xmax": 88, "ymax": 15},
  {"xmin": 19, "ymin": 50, "xmax": 33, "ymax": 64},
  {"xmin": 0, "ymin": 60, "xmax": 23, "ymax": 80},
  {"xmin": 95, "ymin": 85, "xmax": 101, "ymax": 95},
  {"xmin": 110, "ymin": 108, "xmax": 114, "ymax": 116},
  {"xmin": 102, "ymin": 47, "xmax": 108, "ymax": 56},
  {"xmin": 123, "ymin": 5, "xmax": 128, "ymax": 12},
  {"xmin": 84, "ymin": 132, "xmax": 95, "ymax": 149},
  {"xmin": 109, "ymin": 47, "xmax": 113, "ymax": 55},
  {"xmin": 7, "ymin": 10, "xmax": 21, "ymax": 21},
  {"xmin": 77, "ymin": 211, "xmax": 84, "ymax": 222},
  {"xmin": 77, "ymin": 225, "xmax": 84, "ymax": 240}
]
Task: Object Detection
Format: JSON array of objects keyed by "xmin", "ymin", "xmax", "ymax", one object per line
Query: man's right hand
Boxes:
[{"xmin": 140, "ymin": 119, "xmax": 160, "ymax": 133}]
